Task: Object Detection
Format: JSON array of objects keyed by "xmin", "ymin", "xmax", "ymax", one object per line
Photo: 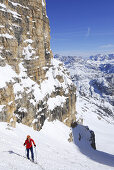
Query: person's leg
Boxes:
[
  {"xmin": 30, "ymin": 147, "xmax": 34, "ymax": 161},
  {"xmin": 26, "ymin": 148, "xmax": 29, "ymax": 159}
]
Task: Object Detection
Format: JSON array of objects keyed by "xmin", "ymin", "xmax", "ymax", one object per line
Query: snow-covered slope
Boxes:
[
  {"xmin": 54, "ymin": 54, "xmax": 114, "ymax": 161},
  {"xmin": 0, "ymin": 120, "xmax": 114, "ymax": 170},
  {"xmin": 54, "ymin": 54, "xmax": 114, "ymax": 121}
]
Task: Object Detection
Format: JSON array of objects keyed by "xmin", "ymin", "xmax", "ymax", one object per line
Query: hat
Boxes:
[{"xmin": 27, "ymin": 135, "xmax": 30, "ymax": 138}]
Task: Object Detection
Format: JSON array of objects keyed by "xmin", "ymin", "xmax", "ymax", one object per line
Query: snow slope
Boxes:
[
  {"xmin": 76, "ymin": 96, "xmax": 114, "ymax": 155},
  {"xmin": 53, "ymin": 54, "xmax": 114, "ymax": 169},
  {"xmin": 0, "ymin": 120, "xmax": 114, "ymax": 170}
]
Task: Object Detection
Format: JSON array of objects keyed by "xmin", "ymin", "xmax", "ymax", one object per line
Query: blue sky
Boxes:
[{"xmin": 46, "ymin": 0, "xmax": 114, "ymax": 57}]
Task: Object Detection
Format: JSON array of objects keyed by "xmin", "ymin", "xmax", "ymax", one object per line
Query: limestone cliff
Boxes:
[{"xmin": 0, "ymin": 0, "xmax": 76, "ymax": 130}]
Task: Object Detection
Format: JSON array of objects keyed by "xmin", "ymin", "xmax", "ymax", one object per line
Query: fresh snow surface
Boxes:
[
  {"xmin": 0, "ymin": 3, "xmax": 22, "ymax": 19},
  {"xmin": 0, "ymin": 64, "xmax": 17, "ymax": 88},
  {"xmin": 0, "ymin": 120, "xmax": 114, "ymax": 170},
  {"xmin": 0, "ymin": 33, "xmax": 14, "ymax": 39},
  {"xmin": 8, "ymin": 0, "xmax": 29, "ymax": 9},
  {"xmin": 24, "ymin": 39, "xmax": 34, "ymax": 44},
  {"xmin": 22, "ymin": 44, "xmax": 36, "ymax": 60},
  {"xmin": 0, "ymin": 105, "xmax": 5, "ymax": 112},
  {"xmin": 0, "ymin": 58, "xmax": 72, "ymax": 111},
  {"xmin": 76, "ymin": 95, "xmax": 114, "ymax": 155},
  {"xmin": 42, "ymin": 0, "xmax": 45, "ymax": 7},
  {"xmin": 47, "ymin": 95, "xmax": 67, "ymax": 110},
  {"xmin": 0, "ymin": 25, "xmax": 4, "ymax": 28},
  {"xmin": 54, "ymin": 54, "xmax": 114, "ymax": 160}
]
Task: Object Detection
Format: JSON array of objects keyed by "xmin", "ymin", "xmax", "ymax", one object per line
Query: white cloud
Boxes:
[
  {"xmin": 99, "ymin": 44, "xmax": 114, "ymax": 49},
  {"xmin": 86, "ymin": 27, "xmax": 90, "ymax": 37},
  {"xmin": 53, "ymin": 49, "xmax": 114, "ymax": 58}
]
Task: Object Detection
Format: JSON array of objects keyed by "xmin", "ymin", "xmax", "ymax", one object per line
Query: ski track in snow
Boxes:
[{"xmin": 0, "ymin": 121, "xmax": 114, "ymax": 170}]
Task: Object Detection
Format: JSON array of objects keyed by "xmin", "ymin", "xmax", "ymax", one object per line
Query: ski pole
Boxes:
[
  {"xmin": 34, "ymin": 147, "xmax": 37, "ymax": 163},
  {"xmin": 25, "ymin": 148, "xmax": 27, "ymax": 158}
]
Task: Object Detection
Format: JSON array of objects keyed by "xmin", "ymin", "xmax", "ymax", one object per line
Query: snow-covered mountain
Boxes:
[
  {"xmin": 0, "ymin": 0, "xmax": 76, "ymax": 129},
  {"xmin": 0, "ymin": 0, "xmax": 114, "ymax": 169},
  {"xmin": 90, "ymin": 54, "xmax": 114, "ymax": 62},
  {"xmin": 54, "ymin": 54, "xmax": 114, "ymax": 123},
  {"xmin": 0, "ymin": 52, "xmax": 114, "ymax": 170},
  {"xmin": 54, "ymin": 54, "xmax": 114, "ymax": 159},
  {"xmin": 90, "ymin": 54, "xmax": 114, "ymax": 74}
]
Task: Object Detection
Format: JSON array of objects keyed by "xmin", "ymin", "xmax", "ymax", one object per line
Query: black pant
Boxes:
[{"xmin": 26, "ymin": 146, "xmax": 34, "ymax": 161}]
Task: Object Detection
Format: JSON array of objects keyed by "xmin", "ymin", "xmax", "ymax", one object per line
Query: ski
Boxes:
[{"xmin": 27, "ymin": 158, "xmax": 44, "ymax": 170}]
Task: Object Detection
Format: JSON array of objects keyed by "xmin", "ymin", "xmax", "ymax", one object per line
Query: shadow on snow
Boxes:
[
  {"xmin": 72, "ymin": 125, "xmax": 114, "ymax": 167},
  {"xmin": 3, "ymin": 150, "xmax": 26, "ymax": 159}
]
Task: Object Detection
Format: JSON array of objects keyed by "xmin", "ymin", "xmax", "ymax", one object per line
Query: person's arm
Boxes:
[
  {"xmin": 23, "ymin": 140, "xmax": 27, "ymax": 146},
  {"xmin": 31, "ymin": 139, "xmax": 36, "ymax": 147}
]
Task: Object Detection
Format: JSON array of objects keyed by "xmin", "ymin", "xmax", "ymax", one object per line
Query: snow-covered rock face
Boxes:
[
  {"xmin": 55, "ymin": 54, "xmax": 114, "ymax": 123},
  {"xmin": 0, "ymin": 0, "xmax": 76, "ymax": 129}
]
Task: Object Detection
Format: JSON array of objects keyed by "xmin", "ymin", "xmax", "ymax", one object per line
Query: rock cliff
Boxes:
[{"xmin": 0, "ymin": 0, "xmax": 76, "ymax": 130}]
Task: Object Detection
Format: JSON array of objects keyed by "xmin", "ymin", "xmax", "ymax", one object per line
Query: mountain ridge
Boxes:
[
  {"xmin": 0, "ymin": 0, "xmax": 76, "ymax": 129},
  {"xmin": 54, "ymin": 53, "xmax": 114, "ymax": 123}
]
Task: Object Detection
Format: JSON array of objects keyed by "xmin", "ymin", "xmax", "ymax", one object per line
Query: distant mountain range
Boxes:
[
  {"xmin": 90, "ymin": 54, "xmax": 114, "ymax": 73},
  {"xmin": 90, "ymin": 54, "xmax": 114, "ymax": 61},
  {"xmin": 54, "ymin": 54, "xmax": 114, "ymax": 123}
]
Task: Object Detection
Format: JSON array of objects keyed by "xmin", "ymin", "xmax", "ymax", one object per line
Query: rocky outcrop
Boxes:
[
  {"xmin": 72, "ymin": 123, "xmax": 96, "ymax": 150},
  {"xmin": 0, "ymin": 0, "xmax": 76, "ymax": 129},
  {"xmin": 0, "ymin": 82, "xmax": 16, "ymax": 127}
]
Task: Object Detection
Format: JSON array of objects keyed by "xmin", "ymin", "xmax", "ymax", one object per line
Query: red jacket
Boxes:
[{"xmin": 24, "ymin": 138, "xmax": 36, "ymax": 149}]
